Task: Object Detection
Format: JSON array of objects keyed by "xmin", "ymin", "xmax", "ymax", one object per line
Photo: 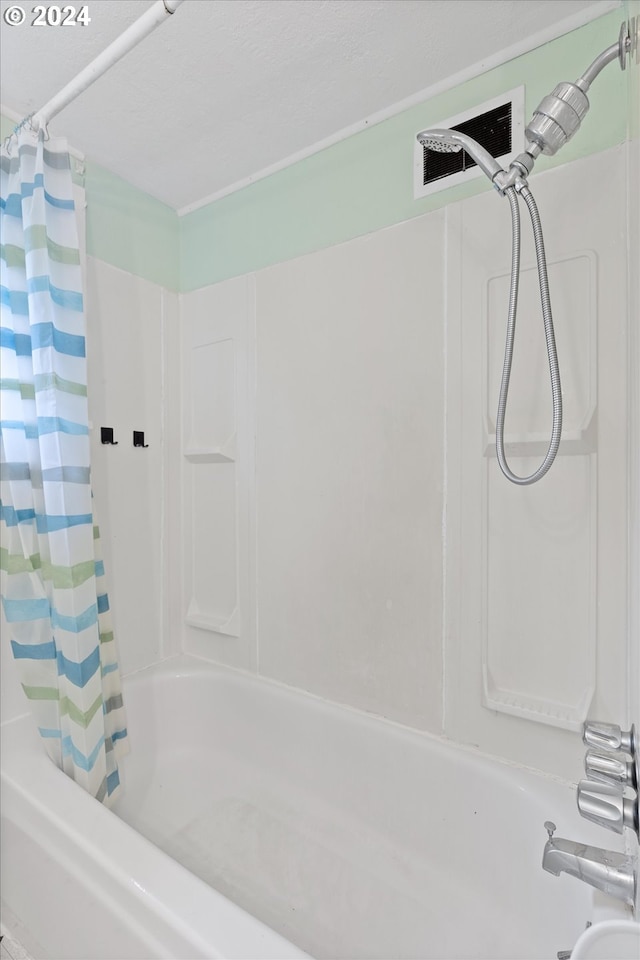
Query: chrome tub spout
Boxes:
[{"xmin": 542, "ymin": 823, "xmax": 636, "ymax": 907}]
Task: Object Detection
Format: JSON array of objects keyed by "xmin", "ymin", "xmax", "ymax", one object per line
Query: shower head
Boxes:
[
  {"xmin": 416, "ymin": 127, "xmax": 504, "ymax": 182},
  {"xmin": 417, "ymin": 131, "xmax": 462, "ymax": 153}
]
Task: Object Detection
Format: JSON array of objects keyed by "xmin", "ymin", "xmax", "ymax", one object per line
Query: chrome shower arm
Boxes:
[
  {"xmin": 577, "ymin": 41, "xmax": 621, "ymax": 90},
  {"xmin": 577, "ymin": 21, "xmax": 633, "ymax": 91}
]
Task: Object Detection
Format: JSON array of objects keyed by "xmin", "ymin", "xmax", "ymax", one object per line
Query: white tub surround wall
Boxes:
[
  {"xmin": 177, "ymin": 146, "xmax": 631, "ymax": 780},
  {"xmin": 255, "ymin": 217, "xmax": 445, "ymax": 729},
  {"xmin": 445, "ymin": 145, "xmax": 629, "ymax": 783},
  {"xmin": 180, "ymin": 277, "xmax": 256, "ymax": 672},
  {"xmin": 86, "ymin": 258, "xmax": 180, "ymax": 677},
  {"xmin": 179, "ymin": 215, "xmax": 445, "ymax": 729}
]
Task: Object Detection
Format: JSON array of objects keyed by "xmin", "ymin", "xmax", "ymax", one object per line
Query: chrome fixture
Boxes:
[
  {"xmin": 583, "ymin": 721, "xmax": 636, "ymax": 756},
  {"xmin": 577, "ymin": 779, "xmax": 639, "ymax": 836},
  {"xmin": 579, "ymin": 720, "xmax": 640, "ymax": 841},
  {"xmin": 416, "ymin": 19, "xmax": 635, "ymax": 485},
  {"xmin": 542, "ymin": 716, "xmax": 639, "ymax": 905},
  {"xmin": 542, "ymin": 822, "xmax": 636, "ymax": 908},
  {"xmin": 584, "ymin": 749, "xmax": 637, "ymax": 789}
]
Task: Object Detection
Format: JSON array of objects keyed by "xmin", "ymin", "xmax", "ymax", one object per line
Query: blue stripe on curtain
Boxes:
[
  {"xmin": 62, "ymin": 735, "xmax": 106, "ymax": 771},
  {"xmin": 11, "ymin": 639, "xmax": 56, "ymax": 659},
  {"xmin": 1, "ymin": 175, "xmax": 76, "ymax": 210},
  {"xmin": 0, "ymin": 325, "xmax": 17, "ymax": 347},
  {"xmin": 36, "ymin": 514, "xmax": 94, "ymax": 533},
  {"xmin": 0, "ymin": 507, "xmax": 94, "ymax": 529},
  {"xmin": 97, "ymin": 593, "xmax": 109, "ymax": 614},
  {"xmin": 32, "ymin": 322, "xmax": 86, "ymax": 354},
  {"xmin": 0, "ymin": 329, "xmax": 32, "ymax": 356},
  {"xmin": 28, "ymin": 278, "xmax": 84, "ymax": 312},
  {"xmin": 1, "ymin": 290, "xmax": 84, "ymax": 320},
  {"xmin": 0, "ymin": 195, "xmax": 22, "ymax": 216},
  {"xmin": 37, "ymin": 417, "xmax": 89, "ymax": 436},
  {"xmin": 5, "ymin": 599, "xmax": 51, "ymax": 622},
  {"xmin": 1, "ymin": 505, "xmax": 37, "ymax": 526},
  {"xmin": 52, "ymin": 604, "xmax": 98, "ymax": 634},
  {"xmin": 57, "ymin": 647, "xmax": 101, "ymax": 687},
  {"xmin": 0, "ymin": 287, "xmax": 28, "ymax": 315},
  {"xmin": 106, "ymin": 770, "xmax": 120, "ymax": 794},
  {"xmin": 1, "ymin": 419, "xmax": 89, "ymax": 438}
]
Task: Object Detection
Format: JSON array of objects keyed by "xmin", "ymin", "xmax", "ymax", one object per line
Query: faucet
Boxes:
[{"xmin": 542, "ymin": 821, "xmax": 636, "ymax": 907}]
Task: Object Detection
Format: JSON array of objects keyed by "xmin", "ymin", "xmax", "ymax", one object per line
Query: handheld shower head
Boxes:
[
  {"xmin": 416, "ymin": 127, "xmax": 503, "ymax": 182},
  {"xmin": 417, "ymin": 131, "xmax": 462, "ymax": 153}
]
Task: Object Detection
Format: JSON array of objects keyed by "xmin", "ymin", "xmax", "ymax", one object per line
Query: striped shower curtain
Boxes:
[{"xmin": 0, "ymin": 124, "xmax": 128, "ymax": 803}]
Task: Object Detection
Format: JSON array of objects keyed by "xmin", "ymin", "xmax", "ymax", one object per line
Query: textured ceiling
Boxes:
[{"xmin": 0, "ymin": 0, "xmax": 619, "ymax": 211}]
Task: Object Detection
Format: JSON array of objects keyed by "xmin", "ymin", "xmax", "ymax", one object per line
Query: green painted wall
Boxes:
[
  {"xmin": 1, "ymin": 113, "xmax": 178, "ymax": 291},
  {"xmin": 84, "ymin": 161, "xmax": 178, "ymax": 291},
  {"xmin": 2, "ymin": 8, "xmax": 630, "ymax": 295},
  {"xmin": 180, "ymin": 9, "xmax": 628, "ymax": 293},
  {"xmin": 1, "ymin": 114, "xmax": 16, "ymax": 141}
]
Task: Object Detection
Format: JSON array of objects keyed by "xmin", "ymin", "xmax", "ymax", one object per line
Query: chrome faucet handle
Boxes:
[
  {"xmin": 585, "ymin": 749, "xmax": 638, "ymax": 789},
  {"xmin": 577, "ymin": 778, "xmax": 639, "ymax": 837},
  {"xmin": 583, "ymin": 721, "xmax": 636, "ymax": 756}
]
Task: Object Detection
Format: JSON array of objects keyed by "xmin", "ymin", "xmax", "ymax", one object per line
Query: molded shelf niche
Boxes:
[
  {"xmin": 183, "ymin": 434, "xmax": 236, "ymax": 463},
  {"xmin": 185, "ymin": 605, "xmax": 240, "ymax": 638},
  {"xmin": 483, "ymin": 415, "xmax": 597, "ymax": 459}
]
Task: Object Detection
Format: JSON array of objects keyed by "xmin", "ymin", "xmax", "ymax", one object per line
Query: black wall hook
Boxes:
[
  {"xmin": 101, "ymin": 427, "xmax": 118, "ymax": 445},
  {"xmin": 133, "ymin": 431, "xmax": 149, "ymax": 448}
]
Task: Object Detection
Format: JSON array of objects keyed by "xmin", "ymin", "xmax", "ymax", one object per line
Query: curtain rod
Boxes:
[{"xmin": 31, "ymin": 0, "xmax": 184, "ymax": 131}]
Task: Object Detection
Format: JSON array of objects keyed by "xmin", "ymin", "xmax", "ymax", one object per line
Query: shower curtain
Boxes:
[{"xmin": 0, "ymin": 124, "xmax": 128, "ymax": 803}]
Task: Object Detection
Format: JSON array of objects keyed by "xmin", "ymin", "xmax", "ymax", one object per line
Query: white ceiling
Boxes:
[{"xmin": 1, "ymin": 0, "xmax": 619, "ymax": 212}]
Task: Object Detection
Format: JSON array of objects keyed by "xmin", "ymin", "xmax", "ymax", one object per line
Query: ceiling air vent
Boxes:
[{"xmin": 413, "ymin": 86, "xmax": 525, "ymax": 199}]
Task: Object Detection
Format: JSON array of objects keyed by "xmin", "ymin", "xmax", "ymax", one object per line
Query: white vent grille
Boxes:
[{"xmin": 413, "ymin": 86, "xmax": 525, "ymax": 199}]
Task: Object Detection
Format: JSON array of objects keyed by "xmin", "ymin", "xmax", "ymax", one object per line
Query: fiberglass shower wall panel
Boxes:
[
  {"xmin": 254, "ymin": 212, "xmax": 446, "ymax": 732},
  {"xmin": 180, "ymin": 275, "xmax": 256, "ymax": 671},
  {"xmin": 86, "ymin": 259, "xmax": 174, "ymax": 675},
  {"xmin": 445, "ymin": 145, "xmax": 628, "ymax": 780}
]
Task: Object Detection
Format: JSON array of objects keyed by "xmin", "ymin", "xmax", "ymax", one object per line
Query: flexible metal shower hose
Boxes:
[{"xmin": 495, "ymin": 185, "xmax": 563, "ymax": 484}]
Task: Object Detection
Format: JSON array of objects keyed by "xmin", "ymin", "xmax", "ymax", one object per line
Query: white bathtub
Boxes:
[{"xmin": 0, "ymin": 656, "xmax": 631, "ymax": 959}]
